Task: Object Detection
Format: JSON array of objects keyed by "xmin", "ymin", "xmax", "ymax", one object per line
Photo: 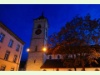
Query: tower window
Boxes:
[
  {"xmin": 4, "ymin": 51, "xmax": 10, "ymax": 60},
  {"xmin": 0, "ymin": 33, "xmax": 5, "ymax": 42},
  {"xmin": 35, "ymin": 46, "xmax": 37, "ymax": 51},
  {"xmin": 49, "ymin": 55, "xmax": 52, "ymax": 59},
  {"xmin": 37, "ymin": 24, "xmax": 41, "ymax": 28}
]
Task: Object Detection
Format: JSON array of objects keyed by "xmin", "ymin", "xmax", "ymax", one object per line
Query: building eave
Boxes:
[{"xmin": 0, "ymin": 22, "xmax": 25, "ymax": 45}]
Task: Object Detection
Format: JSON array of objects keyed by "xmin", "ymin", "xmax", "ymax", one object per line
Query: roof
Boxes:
[
  {"xmin": 34, "ymin": 13, "xmax": 47, "ymax": 20},
  {"xmin": 41, "ymin": 59, "xmax": 66, "ymax": 68},
  {"xmin": 41, "ymin": 59, "xmax": 100, "ymax": 68},
  {"xmin": 0, "ymin": 22, "xmax": 25, "ymax": 45}
]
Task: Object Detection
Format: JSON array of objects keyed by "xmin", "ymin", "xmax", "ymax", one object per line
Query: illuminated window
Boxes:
[
  {"xmin": 4, "ymin": 51, "xmax": 10, "ymax": 60},
  {"xmin": 13, "ymin": 55, "xmax": 17, "ymax": 63},
  {"xmin": 16, "ymin": 44, "xmax": 20, "ymax": 51},
  {"xmin": 0, "ymin": 65, "xmax": 6, "ymax": 71},
  {"xmin": 8, "ymin": 39, "xmax": 13, "ymax": 47},
  {"xmin": 0, "ymin": 33, "xmax": 5, "ymax": 42}
]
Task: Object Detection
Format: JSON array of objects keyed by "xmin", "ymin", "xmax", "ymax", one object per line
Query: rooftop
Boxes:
[
  {"xmin": 41, "ymin": 58, "xmax": 100, "ymax": 68},
  {"xmin": 0, "ymin": 22, "xmax": 25, "ymax": 45},
  {"xmin": 34, "ymin": 13, "xmax": 47, "ymax": 20}
]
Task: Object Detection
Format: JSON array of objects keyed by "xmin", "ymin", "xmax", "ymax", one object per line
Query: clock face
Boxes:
[{"xmin": 35, "ymin": 29, "xmax": 42, "ymax": 35}]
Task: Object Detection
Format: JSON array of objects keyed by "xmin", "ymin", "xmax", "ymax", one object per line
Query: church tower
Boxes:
[{"xmin": 26, "ymin": 13, "xmax": 48, "ymax": 71}]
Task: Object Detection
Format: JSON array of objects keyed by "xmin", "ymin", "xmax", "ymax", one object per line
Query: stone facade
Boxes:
[{"xmin": 0, "ymin": 22, "xmax": 24, "ymax": 71}]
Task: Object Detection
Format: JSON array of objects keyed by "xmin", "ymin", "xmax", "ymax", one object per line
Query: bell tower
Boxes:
[{"xmin": 26, "ymin": 13, "xmax": 48, "ymax": 71}]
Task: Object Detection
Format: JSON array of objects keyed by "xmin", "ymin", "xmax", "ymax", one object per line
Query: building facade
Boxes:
[
  {"xmin": 0, "ymin": 22, "xmax": 24, "ymax": 71},
  {"xmin": 40, "ymin": 54, "xmax": 100, "ymax": 71}
]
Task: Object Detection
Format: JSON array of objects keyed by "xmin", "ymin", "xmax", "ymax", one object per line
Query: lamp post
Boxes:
[
  {"xmin": 42, "ymin": 47, "xmax": 47, "ymax": 71},
  {"xmin": 26, "ymin": 48, "xmax": 30, "ymax": 60},
  {"xmin": 25, "ymin": 48, "xmax": 30, "ymax": 70}
]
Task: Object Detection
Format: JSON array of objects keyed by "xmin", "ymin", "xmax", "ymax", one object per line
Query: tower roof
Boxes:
[{"xmin": 35, "ymin": 13, "xmax": 47, "ymax": 20}]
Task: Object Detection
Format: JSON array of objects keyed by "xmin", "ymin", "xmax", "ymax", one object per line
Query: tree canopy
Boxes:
[{"xmin": 47, "ymin": 14, "xmax": 100, "ymax": 71}]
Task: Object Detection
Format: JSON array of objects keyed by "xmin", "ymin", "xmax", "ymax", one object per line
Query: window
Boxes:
[
  {"xmin": 10, "ymin": 67, "xmax": 14, "ymax": 71},
  {"xmin": 0, "ymin": 65, "xmax": 6, "ymax": 71},
  {"xmin": 81, "ymin": 68, "xmax": 85, "ymax": 71},
  {"xmin": 16, "ymin": 44, "xmax": 20, "ymax": 51},
  {"xmin": 37, "ymin": 24, "xmax": 41, "ymax": 28},
  {"xmin": 56, "ymin": 68, "xmax": 59, "ymax": 71},
  {"xmin": 57, "ymin": 55, "xmax": 60, "ymax": 59},
  {"xmin": 49, "ymin": 55, "xmax": 52, "ymax": 59},
  {"xmin": 8, "ymin": 39, "xmax": 13, "ymax": 47},
  {"xmin": 0, "ymin": 33, "xmax": 5, "ymax": 42},
  {"xmin": 43, "ymin": 69, "xmax": 46, "ymax": 71},
  {"xmin": 68, "ymin": 69, "xmax": 72, "ymax": 71},
  {"xmin": 34, "ymin": 60, "xmax": 36, "ymax": 63},
  {"xmin": 13, "ymin": 55, "xmax": 17, "ymax": 63},
  {"xmin": 4, "ymin": 51, "xmax": 10, "ymax": 60},
  {"xmin": 35, "ymin": 46, "xmax": 37, "ymax": 51},
  {"xmin": 95, "ymin": 68, "xmax": 99, "ymax": 71}
]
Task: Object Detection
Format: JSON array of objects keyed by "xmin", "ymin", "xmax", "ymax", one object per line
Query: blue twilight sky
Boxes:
[{"xmin": 0, "ymin": 4, "xmax": 100, "ymax": 61}]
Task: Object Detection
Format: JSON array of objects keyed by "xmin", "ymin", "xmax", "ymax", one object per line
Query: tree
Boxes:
[{"xmin": 48, "ymin": 14, "xmax": 100, "ymax": 71}]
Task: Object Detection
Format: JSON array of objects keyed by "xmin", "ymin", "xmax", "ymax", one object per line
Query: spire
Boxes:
[
  {"xmin": 35, "ymin": 12, "xmax": 46, "ymax": 20},
  {"xmin": 40, "ymin": 12, "xmax": 45, "ymax": 19},
  {"xmin": 41, "ymin": 12, "xmax": 44, "ymax": 17}
]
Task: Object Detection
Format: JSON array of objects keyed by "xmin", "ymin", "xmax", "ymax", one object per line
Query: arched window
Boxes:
[
  {"xmin": 49, "ymin": 55, "xmax": 52, "ymax": 59},
  {"xmin": 57, "ymin": 55, "xmax": 60, "ymax": 59},
  {"xmin": 37, "ymin": 24, "xmax": 41, "ymax": 28}
]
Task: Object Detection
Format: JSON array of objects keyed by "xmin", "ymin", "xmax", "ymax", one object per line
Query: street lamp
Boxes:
[
  {"xmin": 27, "ymin": 48, "xmax": 30, "ymax": 52},
  {"xmin": 42, "ymin": 47, "xmax": 47, "ymax": 52}
]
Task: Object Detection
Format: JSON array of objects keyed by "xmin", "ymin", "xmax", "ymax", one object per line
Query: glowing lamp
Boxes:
[
  {"xmin": 27, "ymin": 48, "xmax": 30, "ymax": 52},
  {"xmin": 43, "ymin": 47, "xmax": 47, "ymax": 52}
]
